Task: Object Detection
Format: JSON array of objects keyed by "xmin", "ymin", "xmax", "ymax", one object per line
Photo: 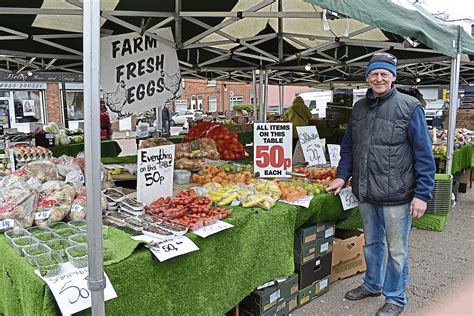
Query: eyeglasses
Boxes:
[{"xmin": 368, "ymin": 72, "xmax": 392, "ymax": 79}]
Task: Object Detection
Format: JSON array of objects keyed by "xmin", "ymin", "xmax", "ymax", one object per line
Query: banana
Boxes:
[
  {"xmin": 242, "ymin": 195, "xmax": 266, "ymax": 208},
  {"xmin": 259, "ymin": 199, "xmax": 272, "ymax": 210},
  {"xmin": 218, "ymin": 192, "xmax": 239, "ymax": 206}
]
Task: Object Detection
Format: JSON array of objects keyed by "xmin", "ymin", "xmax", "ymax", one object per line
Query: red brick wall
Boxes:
[{"xmin": 45, "ymin": 83, "xmax": 62, "ymax": 124}]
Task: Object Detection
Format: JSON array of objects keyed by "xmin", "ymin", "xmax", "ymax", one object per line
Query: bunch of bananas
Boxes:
[{"xmin": 241, "ymin": 180, "xmax": 281, "ymax": 209}]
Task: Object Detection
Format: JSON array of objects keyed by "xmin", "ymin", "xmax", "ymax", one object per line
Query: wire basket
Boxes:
[
  {"xmin": 426, "ymin": 174, "xmax": 453, "ymax": 215},
  {"xmin": 412, "ymin": 213, "xmax": 447, "ymax": 232}
]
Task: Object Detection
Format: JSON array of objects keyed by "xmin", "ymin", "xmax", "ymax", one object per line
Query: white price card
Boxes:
[
  {"xmin": 324, "ymin": 227, "xmax": 334, "ymax": 238},
  {"xmin": 320, "ymin": 278, "xmax": 328, "ymax": 289},
  {"xmin": 327, "ymin": 144, "xmax": 341, "ymax": 167},
  {"xmin": 279, "ymin": 196, "xmax": 313, "ymax": 209},
  {"xmin": 0, "ymin": 219, "xmax": 14, "ymax": 230},
  {"xmin": 137, "ymin": 144, "xmax": 175, "ymax": 205},
  {"xmin": 193, "ymin": 221, "xmax": 234, "ymax": 238},
  {"xmin": 149, "ymin": 236, "xmax": 199, "ymax": 262},
  {"xmin": 35, "ymin": 262, "xmax": 117, "ymax": 316},
  {"xmin": 254, "ymin": 123, "xmax": 292, "ymax": 178},
  {"xmin": 339, "ymin": 187, "xmax": 359, "ymax": 210},
  {"xmin": 34, "ymin": 211, "xmax": 51, "ymax": 220},
  {"xmin": 296, "ymin": 126, "xmax": 326, "ymax": 166}
]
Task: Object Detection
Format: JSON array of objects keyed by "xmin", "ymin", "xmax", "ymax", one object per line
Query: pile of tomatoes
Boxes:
[{"xmin": 183, "ymin": 122, "xmax": 246, "ymax": 160}]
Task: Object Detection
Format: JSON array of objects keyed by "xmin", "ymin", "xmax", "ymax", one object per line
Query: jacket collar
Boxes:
[{"xmin": 366, "ymin": 86, "xmax": 397, "ymax": 107}]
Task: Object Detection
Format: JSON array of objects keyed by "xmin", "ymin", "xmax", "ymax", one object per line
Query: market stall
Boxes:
[{"xmin": 49, "ymin": 140, "xmax": 122, "ymax": 159}]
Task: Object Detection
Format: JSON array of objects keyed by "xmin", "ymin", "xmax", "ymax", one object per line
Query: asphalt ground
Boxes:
[{"xmin": 293, "ymin": 187, "xmax": 474, "ymax": 316}]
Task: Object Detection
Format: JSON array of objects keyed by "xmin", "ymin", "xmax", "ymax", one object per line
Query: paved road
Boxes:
[{"xmin": 294, "ymin": 189, "xmax": 474, "ymax": 316}]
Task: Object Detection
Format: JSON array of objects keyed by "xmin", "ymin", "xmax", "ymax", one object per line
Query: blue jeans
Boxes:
[{"xmin": 359, "ymin": 202, "xmax": 411, "ymax": 307}]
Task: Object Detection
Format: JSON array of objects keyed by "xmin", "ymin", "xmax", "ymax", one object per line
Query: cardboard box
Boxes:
[
  {"xmin": 444, "ymin": 108, "xmax": 474, "ymax": 130},
  {"xmin": 313, "ymin": 275, "xmax": 330, "ymax": 297},
  {"xmin": 295, "ymin": 252, "xmax": 332, "ymax": 289},
  {"xmin": 294, "ymin": 236, "xmax": 333, "ymax": 265},
  {"xmin": 330, "ymin": 254, "xmax": 366, "ymax": 283},
  {"xmin": 287, "ymin": 293, "xmax": 298, "ymax": 313},
  {"xmin": 294, "ymin": 222, "xmax": 335, "ymax": 249},
  {"xmin": 274, "ymin": 299, "xmax": 288, "ymax": 316},
  {"xmin": 278, "ymin": 273, "xmax": 299, "ymax": 298},
  {"xmin": 240, "ymin": 285, "xmax": 282, "ymax": 314},
  {"xmin": 240, "ymin": 305, "xmax": 277, "ymax": 316},
  {"xmin": 297, "ymin": 284, "xmax": 315, "ymax": 307},
  {"xmin": 331, "ymin": 229, "xmax": 364, "ymax": 266}
]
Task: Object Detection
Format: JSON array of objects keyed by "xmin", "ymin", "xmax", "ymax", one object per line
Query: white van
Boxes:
[{"xmin": 297, "ymin": 91, "xmax": 332, "ymax": 118}]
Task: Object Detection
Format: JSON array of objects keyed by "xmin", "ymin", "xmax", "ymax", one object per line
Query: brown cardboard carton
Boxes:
[
  {"xmin": 331, "ymin": 229, "xmax": 364, "ymax": 266},
  {"xmin": 330, "ymin": 254, "xmax": 366, "ymax": 283}
]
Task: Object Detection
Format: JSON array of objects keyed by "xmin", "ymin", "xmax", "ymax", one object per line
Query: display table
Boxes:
[
  {"xmin": 0, "ymin": 194, "xmax": 360, "ymax": 315},
  {"xmin": 434, "ymin": 142, "xmax": 474, "ymax": 174},
  {"xmin": 50, "ymin": 140, "xmax": 122, "ymax": 158}
]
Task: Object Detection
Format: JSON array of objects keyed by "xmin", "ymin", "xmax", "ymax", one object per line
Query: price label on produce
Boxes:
[
  {"xmin": 296, "ymin": 126, "xmax": 326, "ymax": 166},
  {"xmin": 36, "ymin": 263, "xmax": 117, "ymax": 316},
  {"xmin": 0, "ymin": 219, "xmax": 14, "ymax": 230},
  {"xmin": 279, "ymin": 195, "xmax": 314, "ymax": 209},
  {"xmin": 327, "ymin": 144, "xmax": 341, "ymax": 167},
  {"xmin": 339, "ymin": 187, "xmax": 358, "ymax": 210},
  {"xmin": 193, "ymin": 221, "xmax": 234, "ymax": 238},
  {"xmin": 149, "ymin": 236, "xmax": 199, "ymax": 262},
  {"xmin": 34, "ymin": 211, "xmax": 51, "ymax": 220},
  {"xmin": 254, "ymin": 123, "xmax": 292, "ymax": 178},
  {"xmin": 137, "ymin": 144, "xmax": 175, "ymax": 205}
]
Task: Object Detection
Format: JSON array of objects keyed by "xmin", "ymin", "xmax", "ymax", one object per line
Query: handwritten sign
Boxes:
[
  {"xmin": 100, "ymin": 28, "xmax": 183, "ymax": 121},
  {"xmin": 137, "ymin": 144, "xmax": 175, "ymax": 205},
  {"xmin": 279, "ymin": 195, "xmax": 313, "ymax": 208},
  {"xmin": 149, "ymin": 236, "xmax": 199, "ymax": 262},
  {"xmin": 254, "ymin": 123, "xmax": 292, "ymax": 178},
  {"xmin": 36, "ymin": 263, "xmax": 117, "ymax": 315},
  {"xmin": 296, "ymin": 126, "xmax": 326, "ymax": 166},
  {"xmin": 34, "ymin": 211, "xmax": 51, "ymax": 221},
  {"xmin": 327, "ymin": 144, "xmax": 341, "ymax": 167},
  {"xmin": 193, "ymin": 221, "xmax": 234, "ymax": 238},
  {"xmin": 339, "ymin": 187, "xmax": 358, "ymax": 210}
]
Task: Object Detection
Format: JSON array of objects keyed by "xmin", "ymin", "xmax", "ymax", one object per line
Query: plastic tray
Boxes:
[
  {"xmin": 55, "ymin": 227, "xmax": 80, "ymax": 238},
  {"xmin": 34, "ymin": 252, "xmax": 63, "ymax": 277},
  {"xmin": 35, "ymin": 231, "xmax": 60, "ymax": 242},
  {"xmin": 11, "ymin": 236, "xmax": 39, "ymax": 256},
  {"xmin": 68, "ymin": 219, "xmax": 87, "ymax": 229},
  {"xmin": 66, "ymin": 244, "xmax": 89, "ymax": 268},
  {"xmin": 4, "ymin": 229, "xmax": 30, "ymax": 246},
  {"xmin": 68, "ymin": 233, "xmax": 88, "ymax": 245},
  {"xmin": 46, "ymin": 238, "xmax": 73, "ymax": 261},
  {"xmin": 174, "ymin": 170, "xmax": 191, "ymax": 185},
  {"xmin": 412, "ymin": 213, "xmax": 447, "ymax": 231},
  {"xmin": 26, "ymin": 226, "xmax": 51, "ymax": 236},
  {"xmin": 48, "ymin": 222, "xmax": 71, "ymax": 231},
  {"xmin": 22, "ymin": 243, "xmax": 52, "ymax": 266}
]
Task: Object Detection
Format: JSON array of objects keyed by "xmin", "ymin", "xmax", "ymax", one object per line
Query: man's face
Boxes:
[{"xmin": 366, "ymin": 69, "xmax": 396, "ymax": 97}]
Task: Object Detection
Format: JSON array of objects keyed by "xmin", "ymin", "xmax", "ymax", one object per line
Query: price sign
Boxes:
[
  {"xmin": 327, "ymin": 144, "xmax": 341, "ymax": 167},
  {"xmin": 35, "ymin": 262, "xmax": 117, "ymax": 315},
  {"xmin": 0, "ymin": 219, "xmax": 14, "ymax": 230},
  {"xmin": 34, "ymin": 211, "xmax": 51, "ymax": 220},
  {"xmin": 137, "ymin": 144, "xmax": 175, "ymax": 205},
  {"xmin": 279, "ymin": 195, "xmax": 313, "ymax": 209},
  {"xmin": 254, "ymin": 123, "xmax": 292, "ymax": 178},
  {"xmin": 193, "ymin": 221, "xmax": 234, "ymax": 238},
  {"xmin": 339, "ymin": 187, "xmax": 358, "ymax": 210},
  {"xmin": 296, "ymin": 126, "xmax": 326, "ymax": 166},
  {"xmin": 149, "ymin": 236, "xmax": 199, "ymax": 262}
]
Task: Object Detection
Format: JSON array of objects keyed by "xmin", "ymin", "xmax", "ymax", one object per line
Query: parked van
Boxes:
[{"xmin": 297, "ymin": 91, "xmax": 332, "ymax": 118}]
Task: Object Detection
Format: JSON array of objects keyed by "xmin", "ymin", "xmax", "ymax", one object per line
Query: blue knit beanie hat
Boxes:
[{"xmin": 365, "ymin": 52, "xmax": 397, "ymax": 77}]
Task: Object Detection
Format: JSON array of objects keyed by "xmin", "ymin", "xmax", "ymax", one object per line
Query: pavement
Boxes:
[{"xmin": 293, "ymin": 188, "xmax": 474, "ymax": 316}]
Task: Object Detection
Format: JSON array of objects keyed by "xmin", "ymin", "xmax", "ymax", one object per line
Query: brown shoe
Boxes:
[
  {"xmin": 345, "ymin": 285, "xmax": 382, "ymax": 300},
  {"xmin": 376, "ymin": 303, "xmax": 404, "ymax": 316}
]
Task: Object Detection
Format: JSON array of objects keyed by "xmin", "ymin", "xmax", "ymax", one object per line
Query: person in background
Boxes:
[
  {"xmin": 284, "ymin": 96, "xmax": 313, "ymax": 152},
  {"xmin": 326, "ymin": 52, "xmax": 435, "ymax": 316},
  {"xmin": 100, "ymin": 100, "xmax": 113, "ymax": 140},
  {"xmin": 162, "ymin": 104, "xmax": 173, "ymax": 134}
]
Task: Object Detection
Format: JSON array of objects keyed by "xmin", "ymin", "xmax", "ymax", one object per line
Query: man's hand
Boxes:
[
  {"xmin": 410, "ymin": 197, "xmax": 427, "ymax": 219},
  {"xmin": 326, "ymin": 178, "xmax": 346, "ymax": 195}
]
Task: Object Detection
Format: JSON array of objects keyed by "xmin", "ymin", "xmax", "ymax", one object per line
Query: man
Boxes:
[
  {"xmin": 162, "ymin": 104, "xmax": 172, "ymax": 134},
  {"xmin": 327, "ymin": 52, "xmax": 435, "ymax": 316}
]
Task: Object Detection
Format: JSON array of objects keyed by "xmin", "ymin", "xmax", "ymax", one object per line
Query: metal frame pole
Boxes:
[
  {"xmin": 258, "ymin": 68, "xmax": 264, "ymax": 122},
  {"xmin": 263, "ymin": 69, "xmax": 269, "ymax": 123},
  {"xmin": 252, "ymin": 69, "xmax": 257, "ymax": 122},
  {"xmin": 446, "ymin": 52, "xmax": 461, "ymax": 175},
  {"xmin": 83, "ymin": 1, "xmax": 106, "ymax": 315}
]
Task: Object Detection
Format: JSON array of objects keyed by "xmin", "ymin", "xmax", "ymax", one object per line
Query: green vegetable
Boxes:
[
  {"xmin": 36, "ymin": 233, "xmax": 56, "ymax": 242},
  {"xmin": 36, "ymin": 256, "xmax": 61, "ymax": 277},
  {"xmin": 70, "ymin": 235, "xmax": 87, "ymax": 244},
  {"xmin": 28, "ymin": 227, "xmax": 49, "ymax": 235},
  {"xmin": 47, "ymin": 240, "xmax": 70, "ymax": 251},
  {"xmin": 27, "ymin": 249, "xmax": 49, "ymax": 256},
  {"xmin": 56, "ymin": 229, "xmax": 76, "ymax": 238},
  {"xmin": 14, "ymin": 238, "xmax": 34, "ymax": 246},
  {"xmin": 51, "ymin": 223, "xmax": 70, "ymax": 231},
  {"xmin": 69, "ymin": 248, "xmax": 88, "ymax": 258}
]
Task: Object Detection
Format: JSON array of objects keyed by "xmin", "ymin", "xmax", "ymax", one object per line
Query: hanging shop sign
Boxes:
[
  {"xmin": 100, "ymin": 28, "xmax": 183, "ymax": 121},
  {"xmin": 338, "ymin": 187, "xmax": 358, "ymax": 211},
  {"xmin": 296, "ymin": 126, "xmax": 326, "ymax": 166},
  {"xmin": 36, "ymin": 263, "xmax": 117, "ymax": 315},
  {"xmin": 253, "ymin": 123, "xmax": 292, "ymax": 178},
  {"xmin": 327, "ymin": 144, "xmax": 341, "ymax": 167},
  {"xmin": 137, "ymin": 144, "xmax": 175, "ymax": 205}
]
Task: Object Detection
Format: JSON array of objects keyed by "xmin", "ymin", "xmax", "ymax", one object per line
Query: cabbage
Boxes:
[
  {"xmin": 58, "ymin": 133, "xmax": 70, "ymax": 145},
  {"xmin": 44, "ymin": 122, "xmax": 60, "ymax": 134}
]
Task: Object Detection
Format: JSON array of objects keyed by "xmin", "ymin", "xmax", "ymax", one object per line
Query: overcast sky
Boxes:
[{"xmin": 419, "ymin": 0, "xmax": 473, "ymax": 33}]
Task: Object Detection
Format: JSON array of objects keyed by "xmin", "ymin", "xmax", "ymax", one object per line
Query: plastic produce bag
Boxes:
[
  {"xmin": 34, "ymin": 185, "xmax": 76, "ymax": 226},
  {"xmin": 65, "ymin": 171, "xmax": 84, "ymax": 191},
  {"xmin": 0, "ymin": 191, "xmax": 37, "ymax": 229},
  {"xmin": 13, "ymin": 160, "xmax": 59, "ymax": 183},
  {"xmin": 66, "ymin": 190, "xmax": 86, "ymax": 221}
]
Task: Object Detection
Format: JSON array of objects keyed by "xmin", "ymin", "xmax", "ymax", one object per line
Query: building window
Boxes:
[
  {"xmin": 230, "ymin": 96, "xmax": 244, "ymax": 109},
  {"xmin": 174, "ymin": 99, "xmax": 188, "ymax": 112},
  {"xmin": 197, "ymin": 95, "xmax": 203, "ymax": 110},
  {"xmin": 65, "ymin": 91, "xmax": 84, "ymax": 121},
  {"xmin": 207, "ymin": 80, "xmax": 216, "ymax": 87},
  {"xmin": 250, "ymin": 90, "xmax": 258, "ymax": 104},
  {"xmin": 12, "ymin": 90, "xmax": 44, "ymax": 124},
  {"xmin": 209, "ymin": 96, "xmax": 217, "ymax": 112},
  {"xmin": 190, "ymin": 95, "xmax": 196, "ymax": 110}
]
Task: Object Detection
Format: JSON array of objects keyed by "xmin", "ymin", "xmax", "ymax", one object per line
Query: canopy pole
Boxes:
[
  {"xmin": 279, "ymin": 82, "xmax": 284, "ymax": 115},
  {"xmin": 446, "ymin": 52, "xmax": 461, "ymax": 175},
  {"xmin": 258, "ymin": 68, "xmax": 264, "ymax": 122},
  {"xmin": 277, "ymin": 0, "xmax": 283, "ymax": 62},
  {"xmin": 252, "ymin": 70, "xmax": 257, "ymax": 122},
  {"xmin": 264, "ymin": 70, "xmax": 269, "ymax": 123},
  {"xmin": 83, "ymin": 1, "xmax": 106, "ymax": 315}
]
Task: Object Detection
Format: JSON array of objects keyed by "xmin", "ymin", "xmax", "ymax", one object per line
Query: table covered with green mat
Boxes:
[
  {"xmin": 49, "ymin": 140, "xmax": 122, "ymax": 158},
  {"xmin": 433, "ymin": 141, "xmax": 474, "ymax": 174},
  {"xmin": 167, "ymin": 130, "xmax": 253, "ymax": 145},
  {"xmin": 0, "ymin": 194, "xmax": 361, "ymax": 315}
]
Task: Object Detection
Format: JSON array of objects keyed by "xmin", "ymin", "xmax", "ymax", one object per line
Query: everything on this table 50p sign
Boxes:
[
  {"xmin": 137, "ymin": 144, "xmax": 175, "ymax": 205},
  {"xmin": 253, "ymin": 123, "xmax": 292, "ymax": 178}
]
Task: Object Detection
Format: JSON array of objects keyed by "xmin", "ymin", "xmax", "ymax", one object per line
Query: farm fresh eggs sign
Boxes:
[{"xmin": 100, "ymin": 28, "xmax": 182, "ymax": 121}]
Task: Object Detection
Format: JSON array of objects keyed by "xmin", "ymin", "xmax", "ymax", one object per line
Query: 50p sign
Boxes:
[{"xmin": 254, "ymin": 123, "xmax": 292, "ymax": 177}]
